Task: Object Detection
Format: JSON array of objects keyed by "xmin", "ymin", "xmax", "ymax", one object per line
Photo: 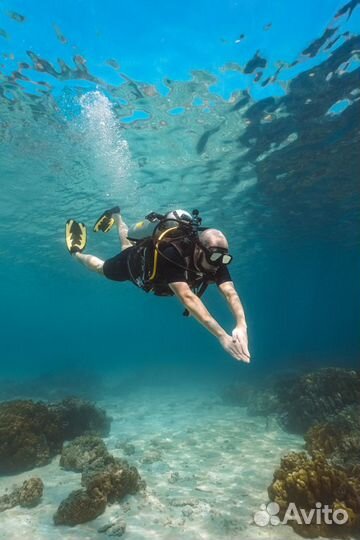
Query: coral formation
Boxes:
[
  {"xmin": 53, "ymin": 489, "xmax": 107, "ymax": 526},
  {"xmin": 275, "ymin": 368, "xmax": 360, "ymax": 434},
  {"xmin": 305, "ymin": 405, "xmax": 360, "ymax": 471},
  {"xmin": 54, "ymin": 451, "xmax": 144, "ymax": 526},
  {"xmin": 0, "ymin": 400, "xmax": 61, "ymax": 473},
  {"xmin": 82, "ymin": 455, "xmax": 144, "ymax": 503},
  {"xmin": 0, "ymin": 398, "xmax": 111, "ymax": 474},
  {"xmin": 224, "ymin": 369, "xmax": 360, "ymax": 433},
  {"xmin": 18, "ymin": 477, "xmax": 44, "ymax": 507},
  {"xmin": 268, "ymin": 451, "xmax": 360, "ymax": 537},
  {"xmin": 60, "ymin": 435, "xmax": 109, "ymax": 472},
  {"xmin": 0, "ymin": 477, "xmax": 43, "ymax": 512},
  {"xmin": 50, "ymin": 397, "xmax": 111, "ymax": 440},
  {"xmin": 265, "ymin": 370, "xmax": 360, "ymax": 536}
]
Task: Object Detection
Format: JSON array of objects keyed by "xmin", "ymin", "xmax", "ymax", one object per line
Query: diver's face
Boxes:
[{"xmin": 197, "ymin": 248, "xmax": 213, "ymax": 272}]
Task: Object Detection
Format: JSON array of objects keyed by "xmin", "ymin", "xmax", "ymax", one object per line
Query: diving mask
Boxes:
[{"xmin": 198, "ymin": 242, "xmax": 233, "ymax": 266}]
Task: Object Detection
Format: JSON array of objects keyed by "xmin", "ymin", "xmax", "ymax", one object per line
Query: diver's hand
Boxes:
[
  {"xmin": 219, "ymin": 333, "xmax": 250, "ymax": 363},
  {"xmin": 231, "ymin": 324, "xmax": 251, "ymax": 363}
]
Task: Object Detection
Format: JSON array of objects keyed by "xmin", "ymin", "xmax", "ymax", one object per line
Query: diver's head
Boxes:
[{"xmin": 195, "ymin": 228, "xmax": 232, "ymax": 271}]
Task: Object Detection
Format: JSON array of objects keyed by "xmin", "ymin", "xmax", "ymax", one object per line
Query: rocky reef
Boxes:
[
  {"xmin": 227, "ymin": 368, "xmax": 360, "ymax": 536},
  {"xmin": 275, "ymin": 368, "xmax": 360, "ymax": 434},
  {"xmin": 222, "ymin": 368, "xmax": 360, "ymax": 434},
  {"xmin": 60, "ymin": 435, "xmax": 109, "ymax": 472},
  {"xmin": 54, "ymin": 454, "xmax": 143, "ymax": 526},
  {"xmin": 0, "ymin": 398, "xmax": 111, "ymax": 474},
  {"xmin": 53, "ymin": 488, "xmax": 108, "ymax": 526},
  {"xmin": 51, "ymin": 398, "xmax": 111, "ymax": 440},
  {"xmin": 0, "ymin": 477, "xmax": 44, "ymax": 512},
  {"xmin": 82, "ymin": 455, "xmax": 143, "ymax": 503},
  {"xmin": 55, "ymin": 430, "xmax": 144, "ymax": 527},
  {"xmin": 266, "ymin": 371, "xmax": 360, "ymax": 537},
  {"xmin": 268, "ymin": 451, "xmax": 360, "ymax": 537},
  {"xmin": 305, "ymin": 405, "xmax": 360, "ymax": 472}
]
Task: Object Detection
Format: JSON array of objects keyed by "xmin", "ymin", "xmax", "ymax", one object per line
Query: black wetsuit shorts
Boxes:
[{"xmin": 103, "ymin": 247, "xmax": 134, "ymax": 281}]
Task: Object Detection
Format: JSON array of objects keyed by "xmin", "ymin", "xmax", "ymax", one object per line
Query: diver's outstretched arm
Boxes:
[
  {"xmin": 218, "ymin": 281, "xmax": 250, "ymax": 363},
  {"xmin": 169, "ymin": 281, "xmax": 249, "ymax": 363}
]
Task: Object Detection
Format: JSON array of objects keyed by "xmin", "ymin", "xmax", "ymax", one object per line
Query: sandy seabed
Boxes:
[{"xmin": 0, "ymin": 386, "xmax": 326, "ymax": 540}]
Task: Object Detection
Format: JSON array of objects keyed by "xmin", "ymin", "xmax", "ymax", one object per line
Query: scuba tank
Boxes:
[
  {"xmin": 127, "ymin": 209, "xmax": 193, "ymax": 242},
  {"xmin": 127, "ymin": 216, "xmax": 158, "ymax": 241}
]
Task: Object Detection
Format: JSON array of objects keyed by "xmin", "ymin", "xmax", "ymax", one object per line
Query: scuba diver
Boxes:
[{"xmin": 65, "ymin": 207, "xmax": 250, "ymax": 363}]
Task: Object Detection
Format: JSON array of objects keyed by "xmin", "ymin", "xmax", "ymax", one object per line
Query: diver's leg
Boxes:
[
  {"xmin": 113, "ymin": 213, "xmax": 133, "ymax": 251},
  {"xmin": 73, "ymin": 252, "xmax": 104, "ymax": 274}
]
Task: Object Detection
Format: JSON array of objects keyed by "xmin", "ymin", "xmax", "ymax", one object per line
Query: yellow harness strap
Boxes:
[{"xmin": 149, "ymin": 226, "xmax": 180, "ymax": 281}]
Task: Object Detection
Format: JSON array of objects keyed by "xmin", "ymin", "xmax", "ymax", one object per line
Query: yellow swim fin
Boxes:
[
  {"xmin": 65, "ymin": 219, "xmax": 87, "ymax": 254},
  {"xmin": 93, "ymin": 206, "xmax": 120, "ymax": 233}
]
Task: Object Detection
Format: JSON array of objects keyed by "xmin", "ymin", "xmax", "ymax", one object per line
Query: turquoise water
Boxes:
[
  {"xmin": 1, "ymin": 0, "xmax": 359, "ymax": 381},
  {"xmin": 0, "ymin": 1, "xmax": 360, "ymax": 537}
]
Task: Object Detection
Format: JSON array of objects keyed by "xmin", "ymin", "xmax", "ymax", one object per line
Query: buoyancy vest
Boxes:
[{"xmin": 126, "ymin": 230, "xmax": 216, "ymax": 299}]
